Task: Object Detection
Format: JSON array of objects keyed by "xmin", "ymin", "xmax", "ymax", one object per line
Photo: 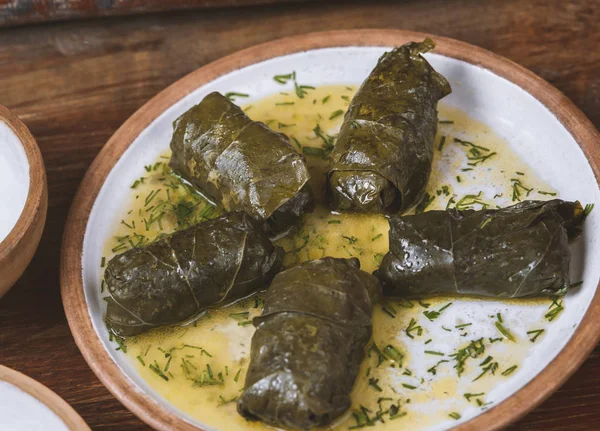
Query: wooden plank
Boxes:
[{"xmin": 0, "ymin": 1, "xmax": 598, "ymax": 429}]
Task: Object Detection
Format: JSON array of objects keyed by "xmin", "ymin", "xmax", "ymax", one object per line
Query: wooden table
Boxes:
[{"xmin": 1, "ymin": 0, "xmax": 598, "ymax": 429}]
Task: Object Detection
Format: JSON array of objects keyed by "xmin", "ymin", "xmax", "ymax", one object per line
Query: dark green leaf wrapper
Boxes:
[
  {"xmin": 104, "ymin": 213, "xmax": 283, "ymax": 337},
  {"xmin": 238, "ymin": 257, "xmax": 381, "ymax": 430},
  {"xmin": 327, "ymin": 39, "xmax": 452, "ymax": 213},
  {"xmin": 169, "ymin": 92, "xmax": 314, "ymax": 239},
  {"xmin": 375, "ymin": 200, "xmax": 588, "ymax": 299}
]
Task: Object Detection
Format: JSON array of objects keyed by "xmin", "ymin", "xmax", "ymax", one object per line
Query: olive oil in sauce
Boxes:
[{"xmin": 103, "ymin": 84, "xmax": 561, "ymax": 431}]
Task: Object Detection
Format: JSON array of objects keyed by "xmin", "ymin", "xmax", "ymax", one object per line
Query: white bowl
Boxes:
[
  {"xmin": 0, "ymin": 104, "xmax": 47, "ymax": 297},
  {"xmin": 0, "ymin": 365, "xmax": 90, "ymax": 431},
  {"xmin": 61, "ymin": 30, "xmax": 600, "ymax": 431}
]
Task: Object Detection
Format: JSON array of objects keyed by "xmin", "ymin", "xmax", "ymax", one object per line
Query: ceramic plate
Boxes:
[
  {"xmin": 61, "ymin": 30, "xmax": 600, "ymax": 431},
  {"xmin": 0, "ymin": 365, "xmax": 90, "ymax": 431}
]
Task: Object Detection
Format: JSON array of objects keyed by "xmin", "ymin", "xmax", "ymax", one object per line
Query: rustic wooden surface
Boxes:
[
  {"xmin": 0, "ymin": 0, "xmax": 319, "ymax": 27},
  {"xmin": 0, "ymin": 0, "xmax": 598, "ymax": 430}
]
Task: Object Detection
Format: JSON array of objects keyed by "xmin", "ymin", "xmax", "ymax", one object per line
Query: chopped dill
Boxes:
[
  {"xmin": 273, "ymin": 72, "xmax": 295, "ymax": 84},
  {"xmin": 527, "ymin": 329, "xmax": 545, "ymax": 342},
  {"xmin": 545, "ymin": 297, "xmax": 564, "ymax": 322},
  {"xmin": 224, "ymin": 92, "xmax": 249, "ymax": 101},
  {"xmin": 495, "ymin": 321, "xmax": 515, "ymax": 342},
  {"xmin": 405, "ymin": 318, "xmax": 423, "ymax": 339},
  {"xmin": 329, "ymin": 109, "xmax": 344, "ymax": 120},
  {"xmin": 502, "ymin": 365, "xmax": 518, "ymax": 376}
]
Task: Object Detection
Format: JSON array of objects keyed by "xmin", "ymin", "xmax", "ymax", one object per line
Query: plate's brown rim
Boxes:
[
  {"xmin": 0, "ymin": 104, "xmax": 48, "ymax": 296},
  {"xmin": 60, "ymin": 29, "xmax": 600, "ymax": 431},
  {"xmin": 0, "ymin": 365, "xmax": 91, "ymax": 431}
]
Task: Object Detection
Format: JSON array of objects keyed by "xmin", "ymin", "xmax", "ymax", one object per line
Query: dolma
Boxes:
[
  {"xmin": 169, "ymin": 92, "xmax": 314, "ymax": 238},
  {"xmin": 238, "ymin": 257, "xmax": 381, "ymax": 430},
  {"xmin": 375, "ymin": 199, "xmax": 589, "ymax": 299},
  {"xmin": 327, "ymin": 39, "xmax": 451, "ymax": 213},
  {"xmin": 104, "ymin": 213, "xmax": 283, "ymax": 337}
]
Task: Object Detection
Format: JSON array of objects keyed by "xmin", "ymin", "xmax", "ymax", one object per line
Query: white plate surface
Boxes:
[{"xmin": 81, "ymin": 47, "xmax": 600, "ymax": 430}]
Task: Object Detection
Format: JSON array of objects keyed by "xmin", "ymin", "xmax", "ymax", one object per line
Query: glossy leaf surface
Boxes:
[
  {"xmin": 170, "ymin": 91, "xmax": 314, "ymax": 238},
  {"xmin": 104, "ymin": 213, "xmax": 283, "ymax": 336},
  {"xmin": 238, "ymin": 257, "xmax": 381, "ymax": 430},
  {"xmin": 375, "ymin": 200, "xmax": 588, "ymax": 298},
  {"xmin": 327, "ymin": 39, "xmax": 451, "ymax": 213}
]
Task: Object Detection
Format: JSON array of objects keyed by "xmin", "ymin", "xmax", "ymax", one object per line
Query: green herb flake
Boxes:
[
  {"xmin": 383, "ymin": 345, "xmax": 403, "ymax": 364},
  {"xmin": 322, "ymin": 95, "xmax": 331, "ymax": 104},
  {"xmin": 405, "ymin": 318, "xmax": 423, "ymax": 339},
  {"xmin": 437, "ymin": 135, "xmax": 447, "ymax": 152},
  {"xmin": 273, "ymin": 72, "xmax": 295, "ymax": 84},
  {"xmin": 495, "ymin": 321, "xmax": 515, "ymax": 342},
  {"xmin": 381, "ymin": 303, "xmax": 397, "ymax": 318},
  {"xmin": 464, "ymin": 392, "xmax": 485, "ymax": 402},
  {"xmin": 473, "ymin": 358, "xmax": 499, "ymax": 382},
  {"xmin": 511, "ymin": 178, "xmax": 533, "ymax": 202},
  {"xmin": 225, "ymin": 92, "xmax": 249, "ymax": 102},
  {"xmin": 538, "ymin": 190, "xmax": 557, "ymax": 196},
  {"xmin": 425, "ymin": 350, "xmax": 444, "ymax": 356},
  {"xmin": 149, "ymin": 362, "xmax": 169, "ymax": 381},
  {"xmin": 527, "ymin": 329, "xmax": 545, "ymax": 343},
  {"xmin": 328, "ymin": 219, "xmax": 341, "ymax": 224},
  {"xmin": 423, "ymin": 303, "xmax": 452, "ymax": 321},
  {"xmin": 329, "ymin": 109, "xmax": 344, "ymax": 120},
  {"xmin": 545, "ymin": 297, "xmax": 564, "ymax": 322},
  {"xmin": 501, "ymin": 365, "xmax": 518, "ymax": 376},
  {"xmin": 368, "ymin": 377, "xmax": 383, "ymax": 392},
  {"xmin": 449, "ymin": 412, "xmax": 461, "ymax": 420}
]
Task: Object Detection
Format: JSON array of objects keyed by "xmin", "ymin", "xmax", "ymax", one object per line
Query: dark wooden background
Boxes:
[{"xmin": 1, "ymin": 0, "xmax": 599, "ymax": 429}]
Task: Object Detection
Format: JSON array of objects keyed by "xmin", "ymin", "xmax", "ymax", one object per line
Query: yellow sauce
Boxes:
[{"xmin": 103, "ymin": 84, "xmax": 559, "ymax": 431}]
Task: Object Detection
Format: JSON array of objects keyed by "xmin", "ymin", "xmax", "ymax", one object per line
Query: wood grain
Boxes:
[
  {"xmin": 1, "ymin": 1, "xmax": 599, "ymax": 430},
  {"xmin": 0, "ymin": 0, "xmax": 321, "ymax": 28}
]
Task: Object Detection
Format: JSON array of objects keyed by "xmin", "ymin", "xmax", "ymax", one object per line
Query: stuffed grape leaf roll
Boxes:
[
  {"xmin": 237, "ymin": 257, "xmax": 381, "ymax": 430},
  {"xmin": 104, "ymin": 213, "xmax": 283, "ymax": 337},
  {"xmin": 375, "ymin": 199, "xmax": 590, "ymax": 299},
  {"xmin": 327, "ymin": 39, "xmax": 451, "ymax": 213},
  {"xmin": 169, "ymin": 91, "xmax": 314, "ymax": 238}
]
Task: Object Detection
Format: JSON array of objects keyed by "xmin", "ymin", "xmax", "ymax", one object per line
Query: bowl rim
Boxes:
[
  {"xmin": 0, "ymin": 104, "xmax": 47, "ymax": 288},
  {"xmin": 60, "ymin": 29, "xmax": 600, "ymax": 431},
  {"xmin": 0, "ymin": 364, "xmax": 91, "ymax": 431}
]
